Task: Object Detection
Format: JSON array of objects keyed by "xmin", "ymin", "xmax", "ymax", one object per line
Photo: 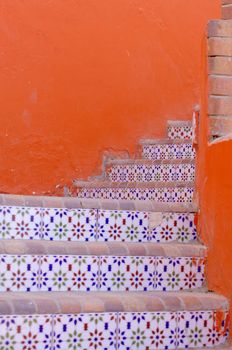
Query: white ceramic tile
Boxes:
[
  {"xmin": 97, "ymin": 210, "xmax": 149, "ymax": 242},
  {"xmin": 41, "ymin": 208, "xmax": 97, "ymax": 241}
]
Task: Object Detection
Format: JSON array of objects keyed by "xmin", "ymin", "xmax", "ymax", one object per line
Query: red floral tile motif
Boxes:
[
  {"xmin": 107, "ymin": 163, "xmax": 195, "ymax": 183},
  {"xmin": 39, "ymin": 255, "xmax": 100, "ymax": 292},
  {"xmin": 155, "ymin": 257, "xmax": 205, "ymax": 291},
  {"xmin": 168, "ymin": 125, "xmax": 193, "ymax": 140},
  {"xmin": 150, "ymin": 213, "xmax": 197, "ymax": 243},
  {"xmin": 78, "ymin": 186, "xmax": 194, "ymax": 203},
  {"xmin": 0, "ymin": 206, "xmax": 42, "ymax": 240},
  {"xmin": 0, "ymin": 255, "xmax": 39, "ymax": 292},
  {"xmin": 53, "ymin": 313, "xmax": 117, "ymax": 350},
  {"xmin": 97, "ymin": 210, "xmax": 149, "ymax": 242},
  {"xmin": 41, "ymin": 208, "xmax": 97, "ymax": 241},
  {"xmin": 118, "ymin": 312, "xmax": 177, "ymax": 350},
  {"xmin": 99, "ymin": 256, "xmax": 155, "ymax": 291},
  {"xmin": 0, "ymin": 315, "xmax": 52, "ymax": 350},
  {"xmin": 142, "ymin": 143, "xmax": 195, "ymax": 161}
]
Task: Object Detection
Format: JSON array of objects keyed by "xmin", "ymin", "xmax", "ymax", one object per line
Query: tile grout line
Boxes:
[
  {"xmin": 95, "ymin": 208, "xmax": 99, "ymax": 241},
  {"xmin": 50, "ymin": 314, "xmax": 55, "ymax": 350},
  {"xmin": 115, "ymin": 312, "xmax": 119, "ymax": 350}
]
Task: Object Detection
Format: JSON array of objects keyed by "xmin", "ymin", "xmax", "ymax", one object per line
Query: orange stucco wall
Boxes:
[
  {"xmin": 198, "ymin": 15, "xmax": 232, "ymax": 329},
  {"xmin": 0, "ymin": 0, "xmax": 220, "ymax": 195}
]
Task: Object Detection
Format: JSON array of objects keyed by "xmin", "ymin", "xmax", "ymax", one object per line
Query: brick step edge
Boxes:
[
  {"xmin": 0, "ymin": 194, "xmax": 198, "ymax": 212},
  {"xmin": 0, "ymin": 240, "xmax": 206, "ymax": 257},
  {"xmin": 73, "ymin": 180, "xmax": 195, "ymax": 188},
  {"xmin": 105, "ymin": 158, "xmax": 195, "ymax": 166},
  {"xmin": 167, "ymin": 120, "xmax": 193, "ymax": 127},
  {"xmin": 0, "ymin": 291, "xmax": 228, "ymax": 315},
  {"xmin": 139, "ymin": 138, "xmax": 194, "ymax": 145}
]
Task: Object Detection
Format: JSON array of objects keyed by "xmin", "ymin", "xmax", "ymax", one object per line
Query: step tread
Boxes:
[
  {"xmin": 64, "ymin": 198, "xmax": 198, "ymax": 212},
  {"xmin": 0, "ymin": 240, "xmax": 206, "ymax": 257},
  {"xmin": 0, "ymin": 194, "xmax": 198, "ymax": 212},
  {"xmin": 167, "ymin": 120, "xmax": 193, "ymax": 127},
  {"xmin": 74, "ymin": 180, "xmax": 195, "ymax": 188},
  {"xmin": 106, "ymin": 158, "xmax": 195, "ymax": 166},
  {"xmin": 0, "ymin": 291, "xmax": 228, "ymax": 315},
  {"xmin": 139, "ymin": 138, "xmax": 193, "ymax": 145}
]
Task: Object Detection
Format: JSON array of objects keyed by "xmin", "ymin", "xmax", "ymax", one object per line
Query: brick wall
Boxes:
[{"xmin": 208, "ymin": 2, "xmax": 232, "ymax": 138}]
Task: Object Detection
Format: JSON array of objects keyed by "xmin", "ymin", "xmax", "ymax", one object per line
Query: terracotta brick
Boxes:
[
  {"xmin": 210, "ymin": 116, "xmax": 232, "ymax": 136},
  {"xmin": 209, "ymin": 75, "xmax": 232, "ymax": 96},
  {"xmin": 12, "ymin": 299, "xmax": 37, "ymax": 315},
  {"xmin": 181, "ymin": 295, "xmax": 204, "ymax": 310},
  {"xmin": 209, "ymin": 56, "xmax": 232, "ymax": 75},
  {"xmin": 209, "ymin": 96, "xmax": 232, "ymax": 115},
  {"xmin": 0, "ymin": 240, "xmax": 206, "ymax": 257},
  {"xmin": 24, "ymin": 196, "xmax": 43, "ymax": 207},
  {"xmin": 42, "ymin": 196, "xmax": 64, "ymax": 208},
  {"xmin": 208, "ymin": 20, "xmax": 232, "ymax": 37},
  {"xmin": 0, "ymin": 291, "xmax": 228, "ymax": 315},
  {"xmin": 161, "ymin": 295, "xmax": 183, "ymax": 311},
  {"xmin": 63, "ymin": 197, "xmax": 82, "ymax": 208},
  {"xmin": 222, "ymin": 0, "xmax": 232, "ymax": 4},
  {"xmin": 222, "ymin": 5, "xmax": 232, "ymax": 19},
  {"xmin": 208, "ymin": 37, "xmax": 232, "ymax": 56},
  {"xmin": 2, "ymin": 194, "xmax": 25, "ymax": 206}
]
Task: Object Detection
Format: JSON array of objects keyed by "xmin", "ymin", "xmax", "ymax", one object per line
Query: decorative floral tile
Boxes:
[
  {"xmin": 99, "ymin": 256, "xmax": 155, "ymax": 291},
  {"xmin": 0, "ymin": 206, "xmax": 42, "ymax": 240},
  {"xmin": 0, "ymin": 255, "xmax": 39, "ymax": 292},
  {"xmin": 0, "ymin": 315, "xmax": 52, "ymax": 350},
  {"xmin": 97, "ymin": 210, "xmax": 149, "ymax": 242},
  {"xmin": 53, "ymin": 313, "xmax": 117, "ymax": 350},
  {"xmin": 41, "ymin": 208, "xmax": 97, "ymax": 241},
  {"xmin": 77, "ymin": 187, "xmax": 194, "ymax": 203},
  {"xmin": 150, "ymin": 213, "xmax": 197, "ymax": 243},
  {"xmin": 107, "ymin": 163, "xmax": 195, "ymax": 183},
  {"xmin": 154, "ymin": 257, "xmax": 205, "ymax": 291},
  {"xmin": 0, "ymin": 311, "xmax": 229, "ymax": 350},
  {"xmin": 142, "ymin": 143, "xmax": 195, "ymax": 161},
  {"xmin": 118, "ymin": 312, "xmax": 177, "ymax": 350},
  {"xmin": 177, "ymin": 311, "xmax": 214, "ymax": 348},
  {"xmin": 39, "ymin": 255, "xmax": 100, "ymax": 292},
  {"xmin": 168, "ymin": 125, "xmax": 193, "ymax": 140}
]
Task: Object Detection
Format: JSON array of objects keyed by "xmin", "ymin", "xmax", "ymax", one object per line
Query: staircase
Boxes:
[{"xmin": 0, "ymin": 119, "xmax": 230, "ymax": 349}]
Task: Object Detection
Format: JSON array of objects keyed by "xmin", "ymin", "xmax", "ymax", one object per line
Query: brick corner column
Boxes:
[{"xmin": 208, "ymin": 18, "xmax": 232, "ymax": 138}]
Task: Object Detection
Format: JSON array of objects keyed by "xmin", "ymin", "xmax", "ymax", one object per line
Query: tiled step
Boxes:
[
  {"xmin": 74, "ymin": 180, "xmax": 195, "ymax": 203},
  {"xmin": 106, "ymin": 159, "xmax": 195, "ymax": 183},
  {"xmin": 139, "ymin": 138, "xmax": 195, "ymax": 160},
  {"xmin": 0, "ymin": 242, "xmax": 206, "ymax": 292},
  {"xmin": 0, "ymin": 205, "xmax": 197, "ymax": 243},
  {"xmin": 167, "ymin": 120, "xmax": 193, "ymax": 140},
  {"xmin": 0, "ymin": 291, "xmax": 228, "ymax": 349}
]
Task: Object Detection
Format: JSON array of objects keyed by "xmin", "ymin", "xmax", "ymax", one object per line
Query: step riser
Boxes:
[
  {"xmin": 107, "ymin": 163, "xmax": 195, "ymax": 183},
  {"xmin": 77, "ymin": 187, "xmax": 194, "ymax": 203},
  {"xmin": 0, "ymin": 255, "xmax": 205, "ymax": 292},
  {"xmin": 0, "ymin": 207, "xmax": 197, "ymax": 243},
  {"xmin": 142, "ymin": 144, "xmax": 195, "ymax": 160},
  {"xmin": 167, "ymin": 125, "xmax": 193, "ymax": 140},
  {"xmin": 0, "ymin": 310, "xmax": 228, "ymax": 350}
]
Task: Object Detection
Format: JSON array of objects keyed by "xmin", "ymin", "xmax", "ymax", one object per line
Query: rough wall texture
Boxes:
[{"xmin": 0, "ymin": 0, "xmax": 220, "ymax": 195}]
